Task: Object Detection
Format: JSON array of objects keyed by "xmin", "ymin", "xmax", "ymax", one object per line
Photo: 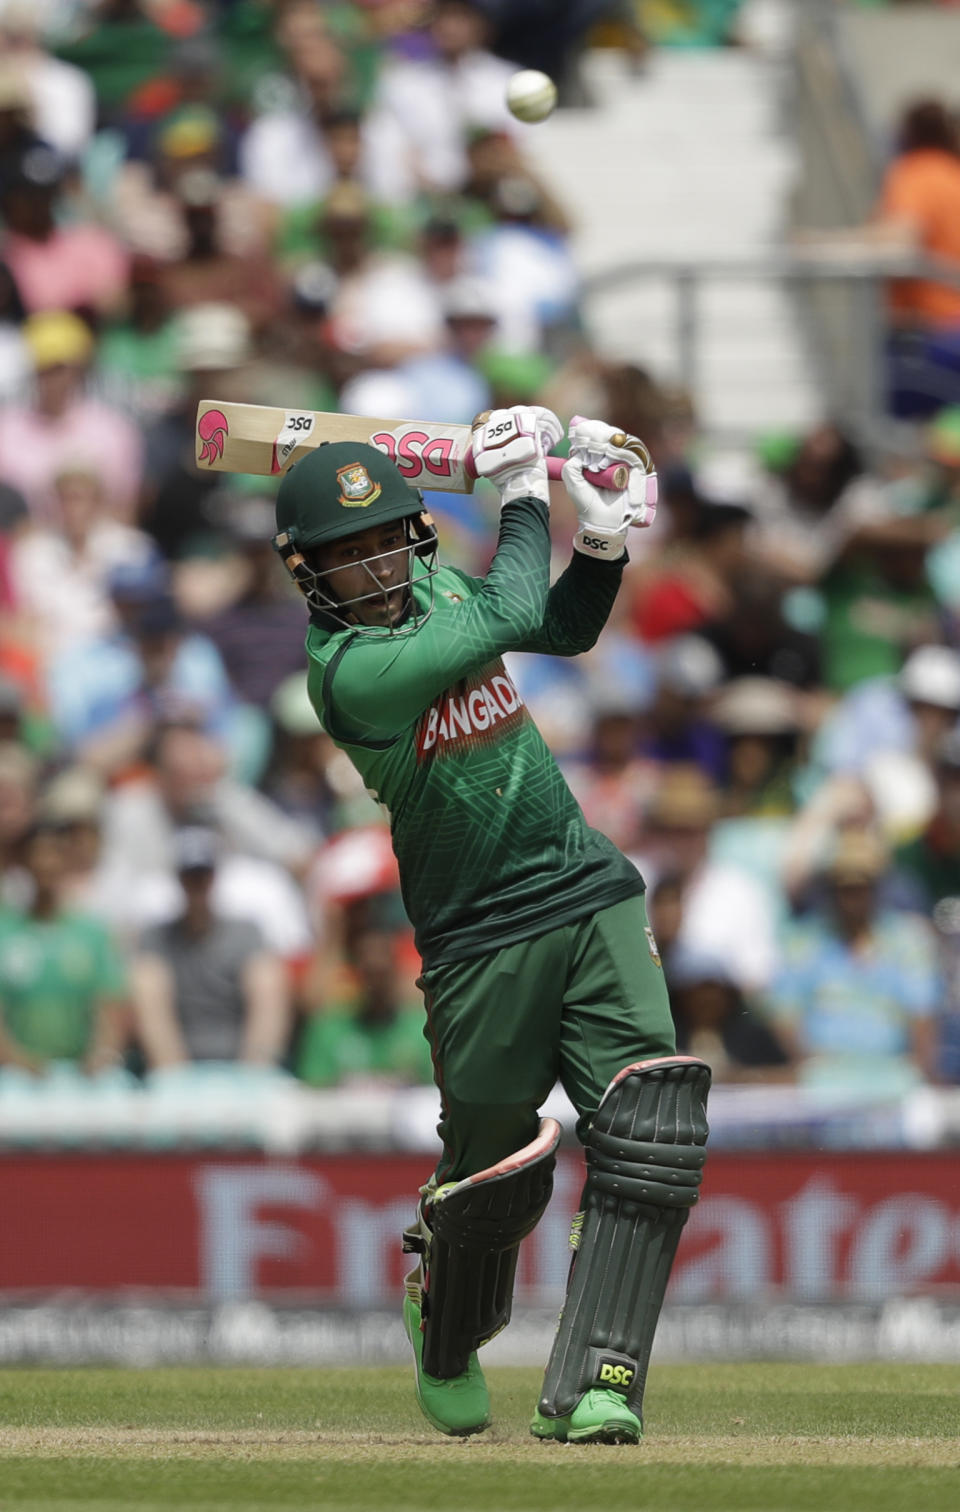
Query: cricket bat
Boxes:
[{"xmin": 195, "ymin": 401, "xmax": 643, "ymax": 496}]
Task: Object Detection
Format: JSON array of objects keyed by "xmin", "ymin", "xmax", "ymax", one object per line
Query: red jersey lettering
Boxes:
[{"xmin": 416, "ymin": 663, "xmax": 526, "ymax": 760}]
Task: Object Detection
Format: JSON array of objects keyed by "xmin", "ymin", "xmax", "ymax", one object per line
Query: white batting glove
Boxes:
[
  {"xmin": 471, "ymin": 405, "xmax": 564, "ymax": 507},
  {"xmin": 563, "ymin": 415, "xmax": 657, "ymax": 561}
]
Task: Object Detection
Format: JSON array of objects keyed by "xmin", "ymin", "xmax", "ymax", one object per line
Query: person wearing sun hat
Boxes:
[
  {"xmin": 767, "ymin": 824, "xmax": 941, "ymax": 1095},
  {"xmin": 0, "ymin": 310, "xmax": 143, "ymax": 523},
  {"xmin": 813, "ymin": 642, "xmax": 960, "ymax": 790},
  {"xmin": 138, "ymin": 300, "xmax": 256, "ymax": 559},
  {"xmin": 7, "ymin": 455, "xmax": 161, "ymax": 657},
  {"xmin": 634, "ymin": 763, "xmax": 780, "ymax": 996}
]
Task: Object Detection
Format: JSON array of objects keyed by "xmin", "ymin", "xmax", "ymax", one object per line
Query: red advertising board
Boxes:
[{"xmin": 3, "ymin": 1151, "xmax": 960, "ymax": 1302}]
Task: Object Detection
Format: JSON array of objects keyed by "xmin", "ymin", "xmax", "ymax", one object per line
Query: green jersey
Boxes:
[
  {"xmin": 296, "ymin": 1000, "xmax": 435, "ymax": 1088},
  {"xmin": 0, "ymin": 907, "xmax": 126, "ymax": 1062},
  {"xmin": 305, "ymin": 498, "xmax": 644, "ymax": 967}
]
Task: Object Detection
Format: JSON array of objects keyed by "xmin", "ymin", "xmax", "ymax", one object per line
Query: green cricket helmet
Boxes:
[{"xmin": 273, "ymin": 442, "xmax": 438, "ymax": 631}]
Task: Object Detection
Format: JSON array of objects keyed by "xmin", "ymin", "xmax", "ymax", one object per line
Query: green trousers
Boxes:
[{"xmin": 418, "ymin": 895, "xmax": 675, "ymax": 1182}]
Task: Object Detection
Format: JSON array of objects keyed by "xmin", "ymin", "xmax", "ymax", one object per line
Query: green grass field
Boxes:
[{"xmin": 1, "ymin": 1363, "xmax": 958, "ymax": 1512}]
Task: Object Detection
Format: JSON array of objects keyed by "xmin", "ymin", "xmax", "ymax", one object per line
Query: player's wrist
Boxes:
[
  {"xmin": 573, "ymin": 525, "xmax": 627, "ymax": 560},
  {"xmin": 497, "ymin": 465, "xmax": 551, "ymax": 508}
]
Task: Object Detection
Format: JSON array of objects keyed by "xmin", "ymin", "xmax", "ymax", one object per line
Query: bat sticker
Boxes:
[
  {"xmin": 372, "ymin": 427, "xmax": 458, "ymax": 483},
  {"xmin": 271, "ymin": 411, "xmax": 317, "ymax": 473},
  {"xmin": 197, "ymin": 408, "xmax": 229, "ymax": 465}
]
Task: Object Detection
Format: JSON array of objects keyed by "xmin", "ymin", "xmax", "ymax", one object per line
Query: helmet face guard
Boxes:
[{"xmin": 274, "ymin": 511, "xmax": 439, "ymax": 634}]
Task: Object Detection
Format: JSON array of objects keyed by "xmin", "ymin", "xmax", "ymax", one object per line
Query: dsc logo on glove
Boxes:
[{"xmin": 484, "ymin": 417, "xmax": 519, "ymax": 445}]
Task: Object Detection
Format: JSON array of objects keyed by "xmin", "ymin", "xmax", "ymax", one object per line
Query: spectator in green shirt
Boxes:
[
  {"xmin": 0, "ymin": 821, "xmax": 128, "ymax": 1072},
  {"xmin": 97, "ymin": 255, "xmax": 183, "ymax": 420},
  {"xmin": 297, "ymin": 925, "xmax": 434, "ymax": 1089}
]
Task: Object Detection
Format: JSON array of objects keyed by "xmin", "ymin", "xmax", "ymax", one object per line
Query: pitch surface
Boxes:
[{"xmin": 1, "ymin": 1364, "xmax": 958, "ymax": 1510}]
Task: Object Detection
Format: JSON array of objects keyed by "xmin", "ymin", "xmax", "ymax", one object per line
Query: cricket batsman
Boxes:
[{"xmin": 273, "ymin": 406, "xmax": 711, "ymax": 1444}]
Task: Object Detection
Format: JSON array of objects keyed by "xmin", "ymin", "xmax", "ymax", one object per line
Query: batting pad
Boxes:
[
  {"xmin": 404, "ymin": 1118, "xmax": 561, "ymax": 1379},
  {"xmin": 538, "ymin": 1056, "xmax": 711, "ymax": 1421}
]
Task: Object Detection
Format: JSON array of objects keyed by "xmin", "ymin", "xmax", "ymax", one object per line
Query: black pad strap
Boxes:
[
  {"xmin": 538, "ymin": 1057, "xmax": 710, "ymax": 1420},
  {"xmin": 418, "ymin": 1118, "xmax": 561, "ymax": 1379}
]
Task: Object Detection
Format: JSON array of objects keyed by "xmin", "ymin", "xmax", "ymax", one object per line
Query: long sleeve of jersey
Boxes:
[
  {"xmin": 313, "ymin": 498, "xmax": 552, "ymax": 744},
  {"xmin": 303, "ymin": 496, "xmax": 644, "ymax": 965},
  {"xmin": 515, "ymin": 548, "xmax": 627, "ymax": 657}
]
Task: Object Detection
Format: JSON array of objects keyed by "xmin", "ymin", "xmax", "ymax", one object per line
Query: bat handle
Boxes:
[
  {"xmin": 463, "ymin": 448, "xmax": 657, "ymax": 500},
  {"xmin": 545, "ymin": 456, "xmax": 631, "ymax": 491}
]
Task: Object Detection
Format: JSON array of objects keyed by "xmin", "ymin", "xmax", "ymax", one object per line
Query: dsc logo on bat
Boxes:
[{"xmin": 371, "ymin": 427, "xmax": 459, "ymax": 484}]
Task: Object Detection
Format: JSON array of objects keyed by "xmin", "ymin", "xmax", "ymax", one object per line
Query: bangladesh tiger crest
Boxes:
[{"xmin": 337, "ymin": 462, "xmax": 382, "ymax": 507}]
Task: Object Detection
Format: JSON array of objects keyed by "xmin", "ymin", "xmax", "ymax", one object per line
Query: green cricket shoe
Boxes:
[
  {"xmin": 402, "ymin": 1294, "xmax": 491, "ymax": 1437},
  {"xmin": 530, "ymin": 1389, "xmax": 642, "ymax": 1445}
]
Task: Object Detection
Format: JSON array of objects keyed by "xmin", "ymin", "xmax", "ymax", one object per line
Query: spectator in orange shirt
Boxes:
[
  {"xmin": 795, "ymin": 98, "xmax": 960, "ymax": 417},
  {"xmin": 879, "ymin": 99, "xmax": 960, "ymax": 333},
  {"xmin": 879, "ymin": 100, "xmax": 960, "ymax": 417}
]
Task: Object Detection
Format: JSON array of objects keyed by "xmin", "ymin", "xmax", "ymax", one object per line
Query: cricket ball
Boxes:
[{"xmin": 505, "ymin": 69, "xmax": 558, "ymax": 124}]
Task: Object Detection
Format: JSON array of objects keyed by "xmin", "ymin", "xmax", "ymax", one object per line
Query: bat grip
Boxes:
[
  {"xmin": 463, "ymin": 452, "xmax": 637, "ymax": 492},
  {"xmin": 545, "ymin": 456, "xmax": 628, "ymax": 490}
]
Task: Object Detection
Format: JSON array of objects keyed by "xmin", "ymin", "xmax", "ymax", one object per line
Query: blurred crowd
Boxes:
[{"xmin": 2, "ymin": 0, "xmax": 960, "ymax": 1117}]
